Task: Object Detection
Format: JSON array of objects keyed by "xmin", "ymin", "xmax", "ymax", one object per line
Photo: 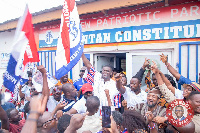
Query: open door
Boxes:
[{"xmin": 94, "ymin": 54, "xmax": 116, "ymax": 72}]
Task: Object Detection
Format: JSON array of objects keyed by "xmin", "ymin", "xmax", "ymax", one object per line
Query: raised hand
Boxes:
[
  {"xmin": 65, "ymin": 112, "xmax": 89, "ymax": 132},
  {"xmin": 30, "ymin": 95, "xmax": 47, "ymax": 115},
  {"xmin": 151, "ymin": 60, "xmax": 158, "ymax": 74},
  {"xmin": 114, "ymin": 73, "xmax": 122, "ymax": 81},
  {"xmin": 160, "ymin": 53, "xmax": 168, "ymax": 64},
  {"xmin": 142, "ymin": 58, "xmax": 150, "ymax": 69},
  {"xmin": 37, "ymin": 65, "xmax": 47, "ymax": 74}
]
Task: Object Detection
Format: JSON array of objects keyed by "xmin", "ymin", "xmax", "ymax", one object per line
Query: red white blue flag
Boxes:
[
  {"xmin": 3, "ymin": 4, "xmax": 39, "ymax": 92},
  {"xmin": 55, "ymin": 0, "xmax": 84, "ymax": 80}
]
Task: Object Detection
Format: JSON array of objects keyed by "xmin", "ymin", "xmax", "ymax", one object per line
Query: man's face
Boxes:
[
  {"xmin": 130, "ymin": 78, "xmax": 141, "ymax": 92},
  {"xmin": 152, "ymin": 75, "xmax": 158, "ymax": 86},
  {"xmin": 121, "ymin": 77, "xmax": 127, "ymax": 86},
  {"xmin": 10, "ymin": 109, "xmax": 22, "ymax": 122},
  {"xmin": 52, "ymin": 86, "xmax": 62, "ymax": 101},
  {"xmin": 79, "ymin": 68, "xmax": 85, "ymax": 78},
  {"xmin": 83, "ymin": 91, "xmax": 93, "ymax": 99},
  {"xmin": 102, "ymin": 67, "xmax": 112, "ymax": 80},
  {"xmin": 69, "ymin": 85, "xmax": 77, "ymax": 98},
  {"xmin": 183, "ymin": 86, "xmax": 194, "ymax": 98},
  {"xmin": 189, "ymin": 94, "xmax": 200, "ymax": 114},
  {"xmin": 175, "ymin": 106, "xmax": 184, "ymax": 118},
  {"xmin": 147, "ymin": 92, "xmax": 159, "ymax": 108},
  {"xmin": 61, "ymin": 74, "xmax": 68, "ymax": 83}
]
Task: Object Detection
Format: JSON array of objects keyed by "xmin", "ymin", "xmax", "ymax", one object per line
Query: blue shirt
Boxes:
[
  {"xmin": 1, "ymin": 102, "xmax": 15, "ymax": 111},
  {"xmin": 178, "ymin": 75, "xmax": 191, "ymax": 85},
  {"xmin": 73, "ymin": 78, "xmax": 87, "ymax": 99},
  {"xmin": 62, "ymin": 95, "xmax": 76, "ymax": 112}
]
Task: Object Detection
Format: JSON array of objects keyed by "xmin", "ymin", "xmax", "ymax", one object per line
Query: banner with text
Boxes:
[{"xmin": 82, "ymin": 19, "xmax": 200, "ymax": 44}]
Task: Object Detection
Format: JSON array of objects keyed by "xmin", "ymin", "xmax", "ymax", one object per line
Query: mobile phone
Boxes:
[{"xmin": 102, "ymin": 106, "xmax": 111, "ymax": 128}]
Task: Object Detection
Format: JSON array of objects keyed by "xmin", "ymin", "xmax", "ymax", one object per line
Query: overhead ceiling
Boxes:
[{"xmin": 76, "ymin": 0, "xmax": 99, "ymax": 5}]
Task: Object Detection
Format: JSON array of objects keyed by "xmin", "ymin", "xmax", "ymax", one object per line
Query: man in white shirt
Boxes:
[
  {"xmin": 81, "ymin": 54, "xmax": 119, "ymax": 112},
  {"xmin": 47, "ymin": 85, "xmax": 63, "ymax": 112},
  {"xmin": 116, "ymin": 74, "xmax": 147, "ymax": 109}
]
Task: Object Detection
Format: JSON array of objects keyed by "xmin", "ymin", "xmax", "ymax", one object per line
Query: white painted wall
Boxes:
[{"xmin": 0, "ymin": 29, "xmax": 15, "ymax": 86}]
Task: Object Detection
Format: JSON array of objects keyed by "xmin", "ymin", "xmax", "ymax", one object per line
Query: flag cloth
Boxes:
[
  {"xmin": 3, "ymin": 4, "xmax": 39, "ymax": 92},
  {"xmin": 55, "ymin": 0, "xmax": 84, "ymax": 80}
]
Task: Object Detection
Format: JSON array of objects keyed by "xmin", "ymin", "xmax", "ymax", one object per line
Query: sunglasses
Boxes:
[
  {"xmin": 80, "ymin": 70, "xmax": 85, "ymax": 72},
  {"xmin": 175, "ymin": 110, "xmax": 183, "ymax": 112},
  {"xmin": 30, "ymin": 88, "xmax": 36, "ymax": 92},
  {"xmin": 84, "ymin": 91, "xmax": 92, "ymax": 95}
]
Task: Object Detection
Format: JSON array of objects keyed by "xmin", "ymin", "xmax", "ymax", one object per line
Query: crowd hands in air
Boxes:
[{"xmin": 0, "ymin": 53, "xmax": 200, "ymax": 133}]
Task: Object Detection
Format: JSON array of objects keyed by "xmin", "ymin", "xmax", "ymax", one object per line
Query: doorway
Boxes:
[{"xmin": 94, "ymin": 53, "xmax": 126, "ymax": 73}]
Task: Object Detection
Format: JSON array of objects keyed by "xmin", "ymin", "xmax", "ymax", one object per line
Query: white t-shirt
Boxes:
[
  {"xmin": 93, "ymin": 72, "xmax": 119, "ymax": 108},
  {"xmin": 47, "ymin": 95, "xmax": 63, "ymax": 112},
  {"xmin": 72, "ymin": 97, "xmax": 87, "ymax": 114},
  {"xmin": 77, "ymin": 115, "xmax": 102, "ymax": 133},
  {"xmin": 175, "ymin": 89, "xmax": 184, "ymax": 99},
  {"xmin": 123, "ymin": 86, "xmax": 147, "ymax": 108}
]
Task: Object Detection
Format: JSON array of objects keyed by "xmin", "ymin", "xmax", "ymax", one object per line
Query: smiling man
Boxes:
[
  {"xmin": 47, "ymin": 85, "xmax": 63, "ymax": 112},
  {"xmin": 81, "ymin": 54, "xmax": 119, "ymax": 114},
  {"xmin": 175, "ymin": 105, "xmax": 185, "ymax": 121},
  {"xmin": 131, "ymin": 88, "xmax": 166, "ymax": 132}
]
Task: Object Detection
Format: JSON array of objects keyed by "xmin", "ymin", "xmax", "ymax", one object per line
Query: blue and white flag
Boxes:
[
  {"xmin": 55, "ymin": 0, "xmax": 84, "ymax": 80},
  {"xmin": 3, "ymin": 5, "xmax": 39, "ymax": 92}
]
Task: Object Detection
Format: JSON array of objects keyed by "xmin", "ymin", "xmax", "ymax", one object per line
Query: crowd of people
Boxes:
[{"xmin": 0, "ymin": 53, "xmax": 200, "ymax": 133}]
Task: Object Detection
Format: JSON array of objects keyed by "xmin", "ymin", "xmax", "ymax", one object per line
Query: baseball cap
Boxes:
[
  {"xmin": 81, "ymin": 83, "xmax": 93, "ymax": 94},
  {"xmin": 183, "ymin": 82, "xmax": 200, "ymax": 92}
]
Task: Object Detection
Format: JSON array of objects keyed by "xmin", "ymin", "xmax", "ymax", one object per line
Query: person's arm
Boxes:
[
  {"xmin": 135, "ymin": 58, "xmax": 150, "ymax": 80},
  {"xmin": 145, "ymin": 111, "xmax": 158, "ymax": 133},
  {"xmin": 81, "ymin": 53, "xmax": 92, "ymax": 71},
  {"xmin": 159, "ymin": 70, "xmax": 176, "ymax": 94},
  {"xmin": 115, "ymin": 73, "xmax": 126, "ymax": 94},
  {"xmin": 151, "ymin": 62, "xmax": 164, "ymax": 86},
  {"xmin": 151, "ymin": 61, "xmax": 176, "ymax": 103},
  {"xmin": 65, "ymin": 108, "xmax": 78, "ymax": 115},
  {"xmin": 37, "ymin": 65, "xmax": 49, "ymax": 103},
  {"xmin": 51, "ymin": 101, "xmax": 68, "ymax": 117},
  {"xmin": 18, "ymin": 85, "xmax": 25, "ymax": 99},
  {"xmin": 21, "ymin": 95, "xmax": 47, "ymax": 133},
  {"xmin": 64, "ymin": 112, "xmax": 89, "ymax": 133},
  {"xmin": 160, "ymin": 53, "xmax": 181, "ymax": 80},
  {"xmin": 77, "ymin": 89, "xmax": 82, "ymax": 99},
  {"xmin": 105, "ymin": 89, "xmax": 112, "ymax": 106}
]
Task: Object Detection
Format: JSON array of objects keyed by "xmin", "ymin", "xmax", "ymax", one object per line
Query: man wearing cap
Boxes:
[
  {"xmin": 81, "ymin": 54, "xmax": 119, "ymax": 113},
  {"xmin": 66, "ymin": 83, "xmax": 93, "ymax": 115}
]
